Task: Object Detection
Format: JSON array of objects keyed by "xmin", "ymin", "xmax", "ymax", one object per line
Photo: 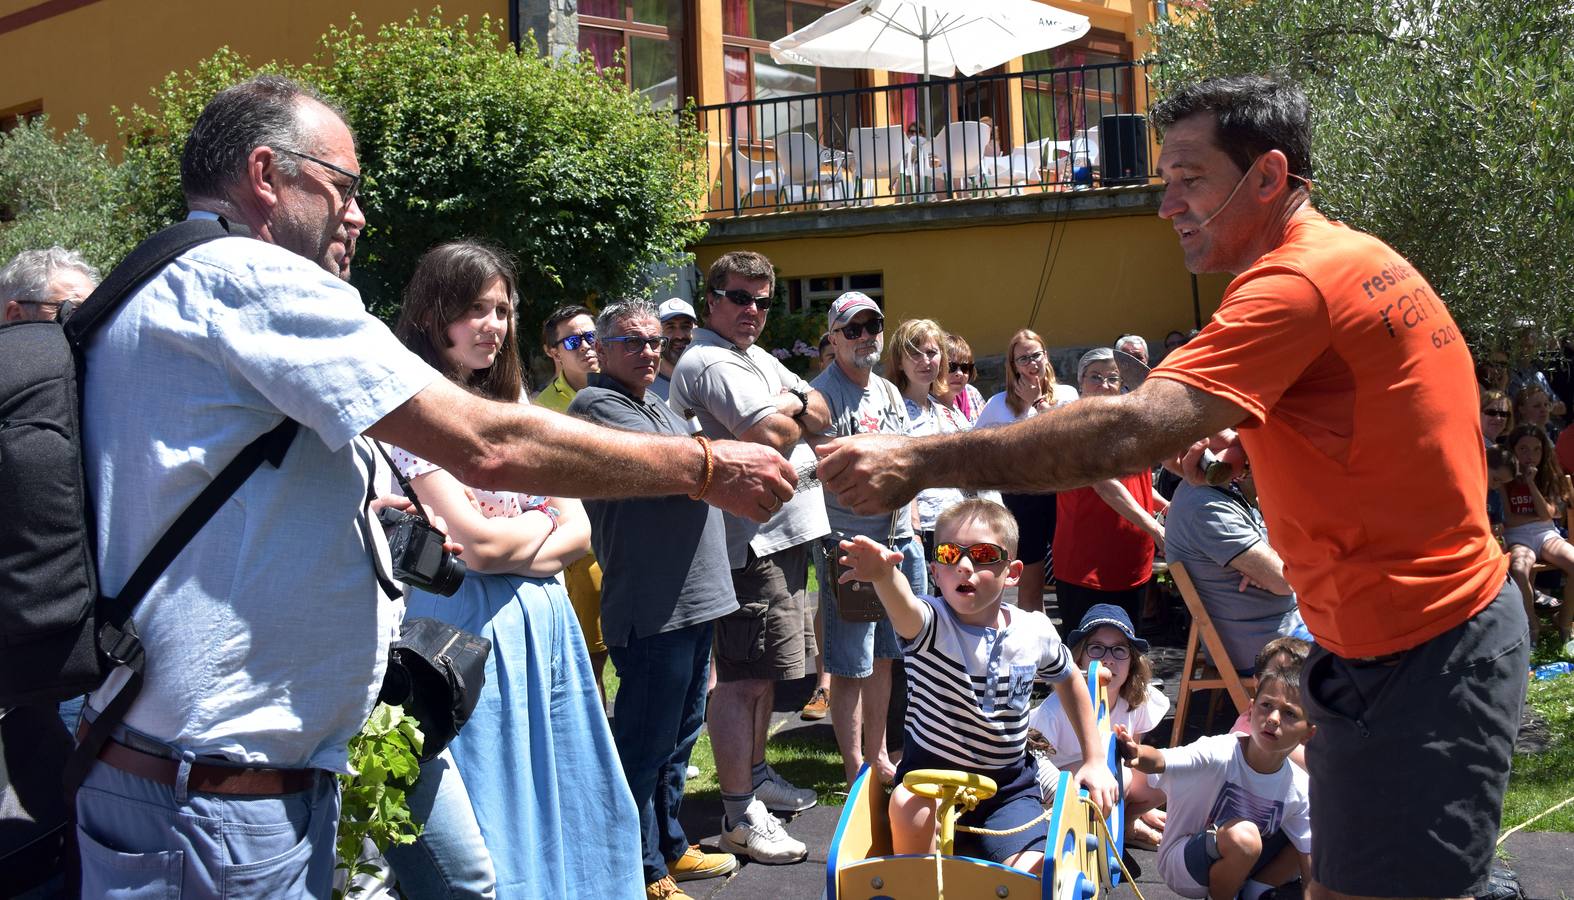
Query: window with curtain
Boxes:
[
  {"xmin": 577, "ymin": 0, "xmax": 682, "ymax": 110},
  {"xmin": 1021, "ymin": 30, "xmax": 1133, "ymax": 145}
]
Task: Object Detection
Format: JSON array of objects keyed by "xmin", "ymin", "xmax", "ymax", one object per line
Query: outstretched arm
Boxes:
[
  {"xmin": 369, "ymin": 377, "xmax": 795, "ymax": 522},
  {"xmin": 837, "ymin": 535, "xmax": 926, "ymax": 640},
  {"xmin": 816, "ymin": 378, "xmax": 1248, "ymax": 514}
]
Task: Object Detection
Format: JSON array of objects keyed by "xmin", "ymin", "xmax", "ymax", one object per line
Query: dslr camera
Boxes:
[{"xmin": 377, "ymin": 506, "xmax": 467, "ymax": 596}]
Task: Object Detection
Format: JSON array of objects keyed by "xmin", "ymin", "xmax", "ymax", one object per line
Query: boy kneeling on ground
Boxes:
[
  {"xmin": 837, "ymin": 499, "xmax": 1118, "ymax": 874},
  {"xmin": 1116, "ymin": 641, "xmax": 1314, "ymax": 899}
]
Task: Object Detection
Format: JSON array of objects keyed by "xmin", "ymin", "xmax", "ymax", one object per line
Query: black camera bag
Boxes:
[{"xmin": 378, "ymin": 617, "xmax": 491, "ymax": 762}]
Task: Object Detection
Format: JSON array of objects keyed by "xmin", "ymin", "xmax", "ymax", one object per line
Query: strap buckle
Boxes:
[{"xmin": 97, "ymin": 621, "xmax": 145, "ymax": 669}]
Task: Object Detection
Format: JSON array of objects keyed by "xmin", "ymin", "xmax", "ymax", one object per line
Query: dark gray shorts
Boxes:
[
  {"xmin": 1301, "ymin": 578, "xmax": 1528, "ymax": 897},
  {"xmin": 715, "ymin": 543, "xmax": 814, "ymax": 682}
]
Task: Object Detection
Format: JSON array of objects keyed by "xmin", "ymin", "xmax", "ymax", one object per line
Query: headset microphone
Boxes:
[{"xmin": 1195, "ymin": 163, "xmax": 1256, "ymax": 231}]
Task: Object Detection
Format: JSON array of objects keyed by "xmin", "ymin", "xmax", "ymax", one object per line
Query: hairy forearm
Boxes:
[{"xmin": 909, "ymin": 383, "xmax": 1226, "ymax": 494}]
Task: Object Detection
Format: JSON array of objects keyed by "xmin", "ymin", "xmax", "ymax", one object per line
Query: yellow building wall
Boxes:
[
  {"xmin": 0, "ymin": 0, "xmax": 503, "ymax": 147},
  {"xmin": 696, "ymin": 212, "xmax": 1230, "ymax": 356}
]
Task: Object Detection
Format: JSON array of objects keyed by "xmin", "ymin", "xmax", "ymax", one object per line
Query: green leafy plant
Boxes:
[
  {"xmin": 0, "ymin": 114, "xmax": 136, "ymax": 271},
  {"xmin": 1146, "ymin": 0, "xmax": 1574, "ymax": 350},
  {"xmin": 116, "ymin": 12, "xmax": 710, "ymax": 341},
  {"xmin": 335, "ymin": 703, "xmax": 424, "ymax": 898}
]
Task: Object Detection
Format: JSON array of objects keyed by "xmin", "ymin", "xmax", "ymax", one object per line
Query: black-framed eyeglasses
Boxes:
[
  {"xmin": 1014, "ymin": 350, "xmax": 1045, "ymax": 366},
  {"xmin": 18, "ymin": 298, "xmax": 84, "ymax": 320},
  {"xmin": 838, "ymin": 318, "xmax": 884, "ymax": 340},
  {"xmin": 1084, "ymin": 642, "xmax": 1130, "ymax": 661},
  {"xmin": 711, "ymin": 288, "xmax": 773, "ymax": 311},
  {"xmin": 276, "ymin": 147, "xmax": 362, "ymax": 205},
  {"xmin": 555, "ymin": 331, "xmax": 597, "ymax": 351},
  {"xmin": 1483, "ymin": 410, "xmax": 1511, "ymax": 419},
  {"xmin": 949, "ymin": 362, "xmax": 975, "ymax": 375},
  {"xmin": 604, "ymin": 334, "xmax": 668, "ymax": 353}
]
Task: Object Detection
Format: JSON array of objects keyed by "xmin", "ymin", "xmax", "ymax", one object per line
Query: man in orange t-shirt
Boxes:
[{"xmin": 815, "ymin": 75, "xmax": 1525, "ymax": 900}]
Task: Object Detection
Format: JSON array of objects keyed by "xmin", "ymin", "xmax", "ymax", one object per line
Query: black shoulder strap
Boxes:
[
  {"xmin": 62, "ymin": 215, "xmax": 301, "ymax": 800},
  {"xmin": 63, "ymin": 215, "xmax": 247, "ymax": 351}
]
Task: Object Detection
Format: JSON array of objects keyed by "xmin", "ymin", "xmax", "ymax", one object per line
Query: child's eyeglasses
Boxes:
[
  {"xmin": 933, "ymin": 542, "xmax": 1008, "ymax": 567},
  {"xmin": 555, "ymin": 331, "xmax": 597, "ymax": 351},
  {"xmin": 604, "ymin": 335, "xmax": 669, "ymax": 353},
  {"xmin": 949, "ymin": 362, "xmax": 974, "ymax": 375},
  {"xmin": 1084, "ymin": 642, "xmax": 1130, "ymax": 660}
]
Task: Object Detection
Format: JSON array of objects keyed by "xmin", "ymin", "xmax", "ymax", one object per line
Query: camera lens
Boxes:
[{"xmin": 429, "ymin": 552, "xmax": 468, "ymax": 597}]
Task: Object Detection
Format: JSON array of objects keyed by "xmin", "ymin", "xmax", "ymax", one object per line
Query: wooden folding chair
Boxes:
[{"xmin": 1169, "ymin": 561, "xmax": 1257, "ymax": 746}]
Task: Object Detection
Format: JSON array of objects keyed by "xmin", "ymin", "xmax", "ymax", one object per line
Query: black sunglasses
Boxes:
[
  {"xmin": 276, "ymin": 147, "xmax": 362, "ymax": 205},
  {"xmin": 604, "ymin": 335, "xmax": 668, "ymax": 353},
  {"xmin": 949, "ymin": 362, "xmax": 975, "ymax": 375},
  {"xmin": 838, "ymin": 318, "xmax": 884, "ymax": 340},
  {"xmin": 555, "ymin": 331, "xmax": 597, "ymax": 351},
  {"xmin": 711, "ymin": 288, "xmax": 773, "ymax": 311},
  {"xmin": 1483, "ymin": 410, "xmax": 1511, "ymax": 419}
]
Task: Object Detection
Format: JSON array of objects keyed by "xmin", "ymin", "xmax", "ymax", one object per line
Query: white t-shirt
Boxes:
[
  {"xmin": 1148, "ymin": 734, "xmax": 1312, "ymax": 898},
  {"xmin": 973, "ymin": 384, "xmax": 1079, "ymax": 429},
  {"xmin": 83, "ymin": 228, "xmax": 437, "ymax": 770},
  {"xmin": 1027, "ymin": 686, "xmax": 1170, "ymax": 772}
]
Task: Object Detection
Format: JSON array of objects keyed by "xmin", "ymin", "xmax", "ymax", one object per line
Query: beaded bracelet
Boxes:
[{"xmin": 689, "ymin": 435, "xmax": 715, "ymax": 501}]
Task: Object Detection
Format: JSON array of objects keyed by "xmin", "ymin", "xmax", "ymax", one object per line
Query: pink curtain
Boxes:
[
  {"xmin": 580, "ymin": 0, "xmax": 621, "ymax": 18},
  {"xmin": 888, "ymin": 72, "xmax": 919, "ymax": 133},
  {"xmin": 578, "ymin": 27, "xmax": 623, "ymax": 71},
  {"xmin": 722, "ymin": 0, "xmax": 751, "ymax": 36}
]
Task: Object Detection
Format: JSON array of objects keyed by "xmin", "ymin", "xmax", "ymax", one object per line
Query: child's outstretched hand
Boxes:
[
  {"xmin": 838, "ymin": 535, "xmax": 902, "ymax": 583},
  {"xmin": 1113, "ymin": 724, "xmax": 1141, "ymax": 764}
]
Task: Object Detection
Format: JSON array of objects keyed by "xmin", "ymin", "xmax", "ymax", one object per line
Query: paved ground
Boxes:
[{"xmin": 669, "ymin": 589, "xmax": 1574, "ymax": 900}]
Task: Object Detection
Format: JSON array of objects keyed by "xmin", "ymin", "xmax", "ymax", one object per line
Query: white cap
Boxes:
[{"xmin": 657, "ymin": 297, "xmax": 697, "ymax": 323}]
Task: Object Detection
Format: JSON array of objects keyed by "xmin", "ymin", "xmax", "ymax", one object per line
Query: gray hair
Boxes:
[
  {"xmin": 1077, "ymin": 346, "xmax": 1115, "ymax": 383},
  {"xmin": 0, "ymin": 246, "xmax": 100, "ymax": 303},
  {"xmin": 596, "ymin": 299, "xmax": 660, "ymax": 336},
  {"xmin": 1115, "ymin": 334, "xmax": 1148, "ymax": 355},
  {"xmin": 180, "ymin": 75, "xmax": 343, "ymax": 203}
]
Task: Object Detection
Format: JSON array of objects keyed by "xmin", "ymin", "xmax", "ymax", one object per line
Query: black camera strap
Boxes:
[{"xmin": 371, "ymin": 441, "xmax": 436, "ymax": 523}]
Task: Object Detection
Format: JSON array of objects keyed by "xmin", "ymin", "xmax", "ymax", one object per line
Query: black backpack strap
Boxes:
[{"xmin": 63, "ymin": 216, "xmax": 248, "ymax": 350}]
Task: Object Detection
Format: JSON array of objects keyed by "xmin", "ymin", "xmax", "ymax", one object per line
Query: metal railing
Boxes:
[{"xmin": 695, "ymin": 60, "xmax": 1156, "ymax": 217}]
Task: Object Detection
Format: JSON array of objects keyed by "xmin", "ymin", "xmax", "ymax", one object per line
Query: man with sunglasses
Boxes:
[
  {"xmin": 816, "ymin": 74, "xmax": 1524, "ymax": 900},
  {"xmin": 72, "ymin": 76, "xmax": 794, "ymax": 898},
  {"xmin": 810, "ymin": 291, "xmax": 923, "ymax": 788},
  {"xmin": 668, "ymin": 251, "xmax": 832, "ymax": 865}
]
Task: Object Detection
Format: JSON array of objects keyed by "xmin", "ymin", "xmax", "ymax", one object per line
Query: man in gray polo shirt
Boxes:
[
  {"xmin": 668, "ymin": 250, "xmax": 832, "ymax": 864},
  {"xmin": 568, "ymin": 300, "xmax": 741, "ymax": 898},
  {"xmin": 1164, "ymin": 466, "xmax": 1306, "ymax": 672}
]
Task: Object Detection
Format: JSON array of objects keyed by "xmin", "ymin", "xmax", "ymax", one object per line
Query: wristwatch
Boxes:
[{"xmin": 788, "ymin": 385, "xmax": 810, "ymax": 418}]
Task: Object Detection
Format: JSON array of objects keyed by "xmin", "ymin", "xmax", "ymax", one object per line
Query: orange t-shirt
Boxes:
[{"xmin": 1150, "ymin": 210, "xmax": 1507, "ymax": 657}]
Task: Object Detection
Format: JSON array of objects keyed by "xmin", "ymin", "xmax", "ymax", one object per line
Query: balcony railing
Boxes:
[{"xmin": 695, "ymin": 60, "xmax": 1157, "ymax": 219}]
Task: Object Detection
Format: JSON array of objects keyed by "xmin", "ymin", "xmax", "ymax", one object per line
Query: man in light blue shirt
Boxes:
[{"xmin": 76, "ymin": 76, "xmax": 795, "ymax": 898}]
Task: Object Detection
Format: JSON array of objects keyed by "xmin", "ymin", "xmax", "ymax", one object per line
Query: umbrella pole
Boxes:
[{"xmin": 921, "ymin": 9, "xmax": 933, "ymax": 196}]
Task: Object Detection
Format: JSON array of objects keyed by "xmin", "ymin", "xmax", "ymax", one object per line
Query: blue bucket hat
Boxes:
[{"xmin": 1065, "ymin": 603, "xmax": 1149, "ymax": 653}]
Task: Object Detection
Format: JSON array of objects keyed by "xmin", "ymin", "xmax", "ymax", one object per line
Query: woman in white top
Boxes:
[
  {"xmin": 974, "ymin": 329, "xmax": 1077, "ymax": 613},
  {"xmin": 887, "ymin": 318, "xmax": 971, "ymax": 554}
]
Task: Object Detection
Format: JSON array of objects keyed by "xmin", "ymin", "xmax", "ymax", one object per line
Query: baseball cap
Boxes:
[
  {"xmin": 1077, "ymin": 346, "xmax": 1115, "ymax": 383},
  {"xmin": 657, "ymin": 297, "xmax": 697, "ymax": 323},
  {"xmin": 1065, "ymin": 603, "xmax": 1150, "ymax": 653},
  {"xmin": 828, "ymin": 291, "xmax": 881, "ymax": 331}
]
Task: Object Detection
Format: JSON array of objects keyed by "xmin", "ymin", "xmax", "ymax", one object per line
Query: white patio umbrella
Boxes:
[
  {"xmin": 769, "ymin": 0, "xmax": 1089, "ymax": 169},
  {"xmin": 769, "ymin": 0, "xmax": 1090, "ymax": 79}
]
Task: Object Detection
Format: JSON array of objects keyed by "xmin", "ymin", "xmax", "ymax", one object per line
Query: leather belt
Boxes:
[{"xmin": 77, "ymin": 723, "xmax": 319, "ymax": 796}]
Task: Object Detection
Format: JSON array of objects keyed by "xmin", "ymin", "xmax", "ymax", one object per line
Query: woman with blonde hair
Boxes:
[
  {"xmin": 973, "ymin": 329, "xmax": 1078, "ymax": 613},
  {"xmin": 887, "ymin": 319, "xmax": 970, "ymax": 553}
]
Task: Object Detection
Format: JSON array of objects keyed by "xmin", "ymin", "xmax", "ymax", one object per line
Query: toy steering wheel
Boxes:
[{"xmin": 902, "ymin": 769, "xmax": 999, "ymax": 857}]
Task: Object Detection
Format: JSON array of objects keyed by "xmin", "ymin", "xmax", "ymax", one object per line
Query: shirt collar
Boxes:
[
  {"xmin": 587, "ymin": 372, "xmax": 651, "ymax": 403},
  {"xmin": 691, "ymin": 327, "xmax": 749, "ymax": 354}
]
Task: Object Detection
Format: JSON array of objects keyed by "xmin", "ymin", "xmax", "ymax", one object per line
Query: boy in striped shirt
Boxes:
[{"xmin": 836, "ymin": 499, "xmax": 1118, "ymax": 873}]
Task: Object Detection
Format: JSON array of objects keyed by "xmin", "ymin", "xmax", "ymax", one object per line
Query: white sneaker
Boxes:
[
  {"xmin": 753, "ymin": 765, "xmax": 817, "ymax": 814},
  {"xmin": 720, "ymin": 800, "xmax": 808, "ymax": 864},
  {"xmin": 685, "ymin": 764, "xmax": 700, "ymax": 779}
]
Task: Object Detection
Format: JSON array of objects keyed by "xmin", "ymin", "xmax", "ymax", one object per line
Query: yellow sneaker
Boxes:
[
  {"xmin": 668, "ymin": 844, "xmax": 739, "ymax": 882},
  {"xmin": 646, "ymin": 875, "xmax": 694, "ymax": 899},
  {"xmin": 799, "ymin": 686, "xmax": 830, "ymax": 720}
]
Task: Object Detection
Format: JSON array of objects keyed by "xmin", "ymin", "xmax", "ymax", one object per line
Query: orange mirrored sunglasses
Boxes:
[{"xmin": 933, "ymin": 542, "xmax": 1008, "ymax": 567}]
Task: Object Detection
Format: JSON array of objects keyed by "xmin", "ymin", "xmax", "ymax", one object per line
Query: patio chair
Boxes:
[
  {"xmin": 983, "ymin": 141, "xmax": 1042, "ymax": 191},
  {"xmin": 931, "ymin": 121, "xmax": 993, "ymax": 195},
  {"xmin": 847, "ymin": 125, "xmax": 906, "ymax": 202},
  {"xmin": 1168, "ymin": 561, "xmax": 1257, "ymax": 746},
  {"xmin": 773, "ymin": 131, "xmax": 845, "ymax": 204},
  {"xmin": 729, "ymin": 149, "xmax": 782, "ymax": 209}
]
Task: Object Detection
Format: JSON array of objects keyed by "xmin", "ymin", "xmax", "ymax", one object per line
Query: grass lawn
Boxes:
[
  {"xmin": 1501, "ymin": 631, "xmax": 1574, "ymax": 833},
  {"xmin": 601, "ymin": 557, "xmax": 851, "ymax": 808}
]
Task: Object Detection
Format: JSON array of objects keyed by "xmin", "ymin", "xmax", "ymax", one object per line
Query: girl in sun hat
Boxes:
[{"xmin": 1028, "ymin": 603, "xmax": 1169, "ymax": 849}]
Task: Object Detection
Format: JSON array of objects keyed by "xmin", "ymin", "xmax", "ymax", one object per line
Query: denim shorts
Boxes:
[
  {"xmin": 821, "ymin": 535, "xmax": 925, "ymax": 678},
  {"xmin": 1301, "ymin": 578, "xmax": 1528, "ymax": 897}
]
